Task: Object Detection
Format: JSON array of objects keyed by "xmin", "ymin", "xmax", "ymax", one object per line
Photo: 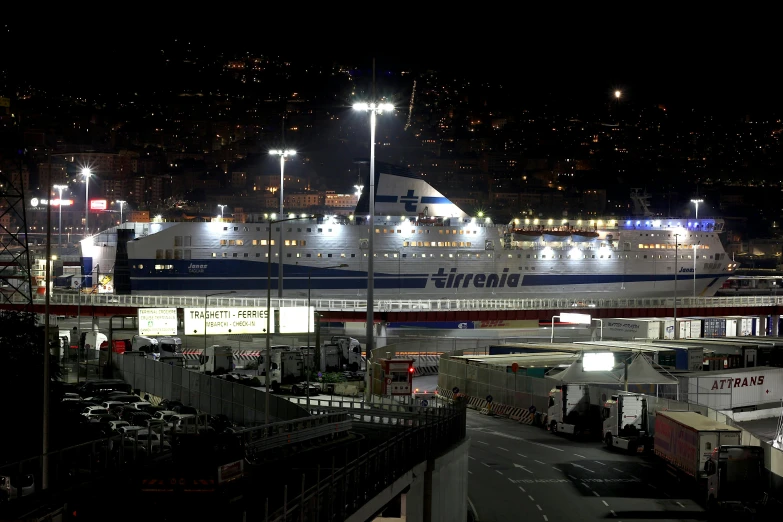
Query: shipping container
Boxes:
[
  {"xmin": 677, "ymin": 318, "xmax": 702, "ymax": 339},
  {"xmin": 677, "ymin": 366, "xmax": 783, "ymax": 410},
  {"xmin": 654, "ymin": 411, "xmax": 741, "ymax": 479},
  {"xmin": 654, "ymin": 318, "xmax": 676, "ymax": 340},
  {"xmin": 701, "ymin": 317, "xmax": 727, "ymax": 338},
  {"xmin": 603, "ymin": 318, "xmax": 662, "ymax": 340}
]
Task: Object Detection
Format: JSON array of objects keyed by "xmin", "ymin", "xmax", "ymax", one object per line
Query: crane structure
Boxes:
[{"xmin": 404, "ymin": 80, "xmax": 416, "ymax": 131}]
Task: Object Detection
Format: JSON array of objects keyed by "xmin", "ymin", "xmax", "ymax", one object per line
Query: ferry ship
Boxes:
[{"xmin": 80, "ymin": 170, "xmax": 737, "ymax": 299}]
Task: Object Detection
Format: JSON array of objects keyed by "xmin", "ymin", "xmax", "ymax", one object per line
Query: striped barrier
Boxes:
[
  {"xmin": 182, "ymin": 349, "xmax": 261, "ymax": 362},
  {"xmin": 412, "ymin": 355, "xmax": 440, "ymax": 376}
]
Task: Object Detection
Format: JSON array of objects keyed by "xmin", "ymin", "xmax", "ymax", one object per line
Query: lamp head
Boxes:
[{"xmin": 81, "ymin": 168, "xmax": 92, "ymax": 177}]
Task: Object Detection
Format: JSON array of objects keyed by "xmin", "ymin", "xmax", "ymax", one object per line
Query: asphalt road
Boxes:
[{"xmin": 466, "ymin": 410, "xmax": 707, "ymax": 522}]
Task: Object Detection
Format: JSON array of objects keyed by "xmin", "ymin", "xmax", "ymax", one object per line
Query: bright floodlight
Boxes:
[
  {"xmin": 269, "ymin": 149, "xmax": 296, "ymax": 156},
  {"xmin": 690, "ymin": 198, "xmax": 703, "ymax": 204},
  {"xmin": 269, "ymin": 149, "xmax": 280, "ymax": 155},
  {"xmin": 583, "ymin": 352, "xmax": 615, "ymax": 372},
  {"xmin": 378, "ymin": 103, "xmax": 394, "ymax": 112},
  {"xmin": 353, "ymin": 102, "xmax": 370, "ymax": 111},
  {"xmin": 81, "ymin": 168, "xmax": 92, "ymax": 177},
  {"xmin": 614, "ymin": 90, "xmax": 621, "ymax": 99}
]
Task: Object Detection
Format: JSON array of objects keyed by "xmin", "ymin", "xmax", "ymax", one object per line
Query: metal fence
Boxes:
[
  {"xmin": 264, "ymin": 402, "xmax": 467, "ymax": 522},
  {"xmin": 21, "ymin": 292, "xmax": 783, "ymax": 312},
  {"xmin": 113, "ymin": 356, "xmax": 309, "ymax": 425}
]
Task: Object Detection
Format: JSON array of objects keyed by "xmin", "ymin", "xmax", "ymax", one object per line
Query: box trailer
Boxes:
[
  {"xmin": 603, "ymin": 319, "xmax": 662, "ymax": 340},
  {"xmin": 676, "ymin": 366, "xmax": 783, "ymax": 410}
]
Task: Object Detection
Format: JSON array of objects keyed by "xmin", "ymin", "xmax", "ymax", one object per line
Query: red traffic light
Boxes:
[{"xmin": 409, "ymin": 366, "xmax": 415, "ymax": 373}]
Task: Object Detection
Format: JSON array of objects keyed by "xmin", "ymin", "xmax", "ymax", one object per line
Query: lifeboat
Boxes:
[
  {"xmin": 542, "ymin": 230, "xmax": 571, "ymax": 242},
  {"xmin": 571, "ymin": 231, "xmax": 599, "ymax": 242},
  {"xmin": 511, "ymin": 229, "xmax": 542, "ymax": 241}
]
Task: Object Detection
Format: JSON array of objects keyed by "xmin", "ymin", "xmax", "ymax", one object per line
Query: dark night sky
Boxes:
[{"xmin": 3, "ymin": 16, "xmax": 779, "ymax": 113}]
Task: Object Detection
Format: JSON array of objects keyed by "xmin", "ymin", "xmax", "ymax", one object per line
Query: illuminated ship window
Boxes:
[
  {"xmin": 222, "ymin": 253, "xmax": 227, "ymax": 258},
  {"xmin": 236, "ymin": 240, "xmax": 244, "ymax": 246},
  {"xmin": 317, "ymin": 253, "xmax": 322, "ymax": 257},
  {"xmin": 212, "ymin": 253, "xmax": 216, "ymax": 257},
  {"xmin": 296, "ymin": 253, "xmax": 300, "ymax": 258},
  {"xmin": 252, "ymin": 240, "xmax": 258, "ymax": 246},
  {"xmin": 228, "ymin": 240, "xmax": 236, "ymax": 246},
  {"xmin": 341, "ymin": 253, "xmax": 346, "ymax": 257}
]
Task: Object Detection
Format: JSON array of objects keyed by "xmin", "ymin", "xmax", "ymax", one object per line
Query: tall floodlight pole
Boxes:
[
  {"xmin": 691, "ymin": 198, "xmax": 703, "ymax": 221},
  {"xmin": 674, "ymin": 233, "xmax": 680, "ymax": 338},
  {"xmin": 81, "ymin": 168, "xmax": 92, "ymax": 237},
  {"xmin": 265, "ymin": 215, "xmax": 308, "ymax": 424},
  {"xmin": 218, "ymin": 204, "xmax": 226, "ymax": 220},
  {"xmin": 269, "ymin": 150, "xmax": 296, "ymax": 298},
  {"xmin": 117, "ymin": 200, "xmax": 126, "ymax": 225},
  {"xmin": 353, "ymin": 99, "xmax": 394, "ymax": 365},
  {"xmin": 54, "ymin": 185, "xmax": 67, "ymax": 260}
]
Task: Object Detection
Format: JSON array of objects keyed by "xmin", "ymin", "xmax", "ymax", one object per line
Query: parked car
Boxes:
[
  {"xmin": 0, "ymin": 474, "xmax": 35, "ymax": 501},
  {"xmin": 81, "ymin": 406, "xmax": 109, "ymax": 419}
]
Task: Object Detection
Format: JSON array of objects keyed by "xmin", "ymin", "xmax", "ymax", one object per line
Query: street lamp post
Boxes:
[
  {"xmin": 674, "ymin": 233, "xmax": 680, "ymax": 338},
  {"xmin": 117, "ymin": 200, "xmax": 126, "ymax": 225},
  {"xmin": 218, "ymin": 204, "xmax": 227, "ymax": 220},
  {"xmin": 81, "ymin": 168, "xmax": 92, "ymax": 237},
  {"xmin": 691, "ymin": 198, "xmax": 703, "ymax": 221},
  {"xmin": 307, "ymin": 263, "xmax": 347, "ymax": 409},
  {"xmin": 269, "ymin": 149, "xmax": 296, "ymax": 298},
  {"xmin": 353, "ymin": 101, "xmax": 393, "ymax": 365},
  {"xmin": 204, "ymin": 291, "xmax": 236, "ymax": 352},
  {"xmin": 264, "ymin": 215, "xmax": 309, "ymax": 425},
  {"xmin": 54, "ymin": 184, "xmax": 67, "ymax": 259}
]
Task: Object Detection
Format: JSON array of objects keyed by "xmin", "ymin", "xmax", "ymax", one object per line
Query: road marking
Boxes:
[
  {"xmin": 552, "ymin": 467, "xmax": 560, "ymax": 472},
  {"xmin": 468, "ymin": 471, "xmax": 473, "ymax": 475},
  {"xmin": 469, "ymin": 456, "xmax": 476, "ymax": 460},
  {"xmin": 676, "ymin": 502, "xmax": 685, "ymax": 508},
  {"xmin": 648, "ymin": 484, "xmax": 657, "ymax": 490},
  {"xmin": 573, "ymin": 464, "xmax": 595, "ymax": 473},
  {"xmin": 536, "ymin": 505, "xmax": 542, "ymax": 511},
  {"xmin": 534, "ymin": 460, "xmax": 546, "ymax": 465},
  {"xmin": 529, "ymin": 495, "xmax": 535, "ymax": 502},
  {"xmin": 574, "ymin": 453, "xmax": 586, "ymax": 458},
  {"xmin": 473, "ymin": 429, "xmax": 564, "ymax": 451},
  {"xmin": 496, "ymin": 470, "xmax": 504, "ymax": 476},
  {"xmin": 568, "ymin": 475, "xmax": 577, "ymax": 480},
  {"xmin": 517, "ymin": 453, "xmax": 528, "ymax": 458},
  {"xmin": 594, "ymin": 461, "xmax": 606, "ymax": 466},
  {"xmin": 498, "ymin": 447, "xmax": 509, "ymax": 452},
  {"xmin": 508, "ymin": 477, "xmax": 516, "ymax": 483},
  {"xmin": 610, "ymin": 510, "xmax": 616, "ymax": 517},
  {"xmin": 582, "ymin": 482, "xmax": 591, "ymax": 489},
  {"xmin": 476, "ymin": 441, "xmax": 489, "ymax": 445},
  {"xmin": 519, "ymin": 486, "xmax": 527, "ymax": 493},
  {"xmin": 514, "ymin": 463, "xmax": 533, "ymax": 474},
  {"xmin": 543, "ymin": 516, "xmax": 548, "ymax": 522},
  {"xmin": 628, "ymin": 474, "xmax": 640, "ymax": 481},
  {"xmin": 482, "ymin": 462, "xmax": 490, "ymax": 467},
  {"xmin": 467, "ymin": 497, "xmax": 479, "ymax": 522},
  {"xmin": 602, "ymin": 500, "xmax": 609, "ymax": 507},
  {"xmin": 593, "ymin": 491, "xmax": 601, "ymax": 497},
  {"xmin": 612, "ymin": 468, "xmax": 623, "ymax": 473}
]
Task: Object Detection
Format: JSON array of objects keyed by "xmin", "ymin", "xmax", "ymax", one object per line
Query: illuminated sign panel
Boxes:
[
  {"xmin": 560, "ymin": 312, "xmax": 592, "ymax": 324},
  {"xmin": 184, "ymin": 308, "xmax": 274, "ymax": 335},
  {"xmin": 279, "ymin": 307, "xmax": 314, "ymax": 333},
  {"xmin": 90, "ymin": 199, "xmax": 108, "ymax": 210},
  {"xmin": 138, "ymin": 308, "xmax": 178, "ymax": 336},
  {"xmin": 30, "ymin": 198, "xmax": 74, "ymax": 207},
  {"xmin": 583, "ymin": 352, "xmax": 615, "ymax": 372}
]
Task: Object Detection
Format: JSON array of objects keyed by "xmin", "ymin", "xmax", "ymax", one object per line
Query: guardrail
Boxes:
[
  {"xmin": 265, "ymin": 401, "xmax": 467, "ymax": 522},
  {"xmin": 240, "ymin": 412, "xmax": 352, "ymax": 457},
  {"xmin": 13, "ymin": 292, "xmax": 783, "ymax": 312}
]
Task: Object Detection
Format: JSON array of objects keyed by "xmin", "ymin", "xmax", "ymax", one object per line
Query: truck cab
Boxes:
[
  {"xmin": 705, "ymin": 445, "xmax": 765, "ymax": 513},
  {"xmin": 602, "ymin": 393, "xmax": 651, "ymax": 453},
  {"xmin": 547, "ymin": 384, "xmax": 591, "ymax": 436},
  {"xmin": 321, "ymin": 336, "xmax": 363, "ymax": 372}
]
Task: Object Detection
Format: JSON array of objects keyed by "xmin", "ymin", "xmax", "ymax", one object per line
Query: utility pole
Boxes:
[{"xmin": 43, "ymin": 152, "xmax": 52, "ymax": 490}]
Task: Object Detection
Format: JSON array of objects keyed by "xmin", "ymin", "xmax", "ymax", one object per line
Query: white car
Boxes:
[
  {"xmin": 81, "ymin": 406, "xmax": 109, "ymax": 418},
  {"xmin": 152, "ymin": 410, "xmax": 177, "ymax": 423},
  {"xmin": 62, "ymin": 392, "xmax": 81, "ymax": 401},
  {"xmin": 101, "ymin": 400, "xmax": 126, "ymax": 411},
  {"xmin": 124, "ymin": 401, "xmax": 151, "ymax": 411},
  {"xmin": 108, "ymin": 420, "xmax": 130, "ymax": 432}
]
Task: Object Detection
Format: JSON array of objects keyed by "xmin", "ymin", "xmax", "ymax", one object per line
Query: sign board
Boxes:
[
  {"xmin": 30, "ymin": 198, "xmax": 73, "ymax": 207},
  {"xmin": 486, "ymin": 395, "xmax": 493, "ymax": 404},
  {"xmin": 184, "ymin": 307, "xmax": 274, "ymax": 335},
  {"xmin": 139, "ymin": 308, "xmax": 178, "ymax": 336},
  {"xmin": 511, "ymin": 362, "xmax": 519, "ymax": 373},
  {"xmin": 560, "ymin": 312, "xmax": 592, "ymax": 325},
  {"xmin": 130, "ymin": 210, "xmax": 150, "ymax": 222},
  {"xmin": 421, "ymin": 400, "xmax": 429, "ymax": 407},
  {"xmin": 279, "ymin": 306, "xmax": 314, "ymax": 334},
  {"xmin": 90, "ymin": 199, "xmax": 107, "ymax": 210},
  {"xmin": 387, "ymin": 362, "xmax": 411, "ymax": 372},
  {"xmin": 217, "ymin": 460, "xmax": 244, "ymax": 484}
]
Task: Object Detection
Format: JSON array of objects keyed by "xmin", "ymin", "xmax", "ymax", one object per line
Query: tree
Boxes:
[{"xmin": 0, "ymin": 310, "xmax": 61, "ymax": 465}]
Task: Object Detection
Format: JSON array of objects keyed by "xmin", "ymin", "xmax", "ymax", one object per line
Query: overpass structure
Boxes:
[{"xmin": 2, "ymin": 293, "xmax": 783, "ymax": 322}]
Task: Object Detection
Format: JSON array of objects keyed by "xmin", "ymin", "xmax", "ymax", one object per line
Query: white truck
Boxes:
[
  {"xmin": 602, "ymin": 393, "xmax": 652, "ymax": 453},
  {"xmin": 547, "ymin": 384, "xmax": 592, "ymax": 436},
  {"xmin": 654, "ymin": 411, "xmax": 766, "ymax": 513},
  {"xmin": 321, "ymin": 336, "xmax": 363, "ymax": 372},
  {"xmin": 130, "ymin": 335, "xmax": 182, "ymax": 359},
  {"xmin": 199, "ymin": 345, "xmax": 233, "ymax": 373}
]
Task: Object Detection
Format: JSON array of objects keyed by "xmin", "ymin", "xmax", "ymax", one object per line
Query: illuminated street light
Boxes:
[
  {"xmin": 218, "ymin": 204, "xmax": 227, "ymax": 220},
  {"xmin": 614, "ymin": 90, "xmax": 621, "ymax": 99},
  {"xmin": 353, "ymin": 100, "xmax": 394, "ymax": 366},
  {"xmin": 354, "ymin": 184, "xmax": 364, "ymax": 198},
  {"xmin": 116, "ymin": 200, "xmax": 126, "ymax": 224},
  {"xmin": 81, "ymin": 168, "xmax": 92, "ymax": 237},
  {"xmin": 268, "ymin": 149, "xmax": 296, "ymax": 298},
  {"xmin": 53, "ymin": 184, "xmax": 67, "ymax": 259},
  {"xmin": 690, "ymin": 198, "xmax": 704, "ymax": 221}
]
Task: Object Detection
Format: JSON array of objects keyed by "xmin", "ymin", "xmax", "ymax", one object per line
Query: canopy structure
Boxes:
[
  {"xmin": 615, "ymin": 353, "xmax": 678, "ymax": 385},
  {"xmin": 548, "ymin": 359, "xmax": 621, "ymax": 384}
]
